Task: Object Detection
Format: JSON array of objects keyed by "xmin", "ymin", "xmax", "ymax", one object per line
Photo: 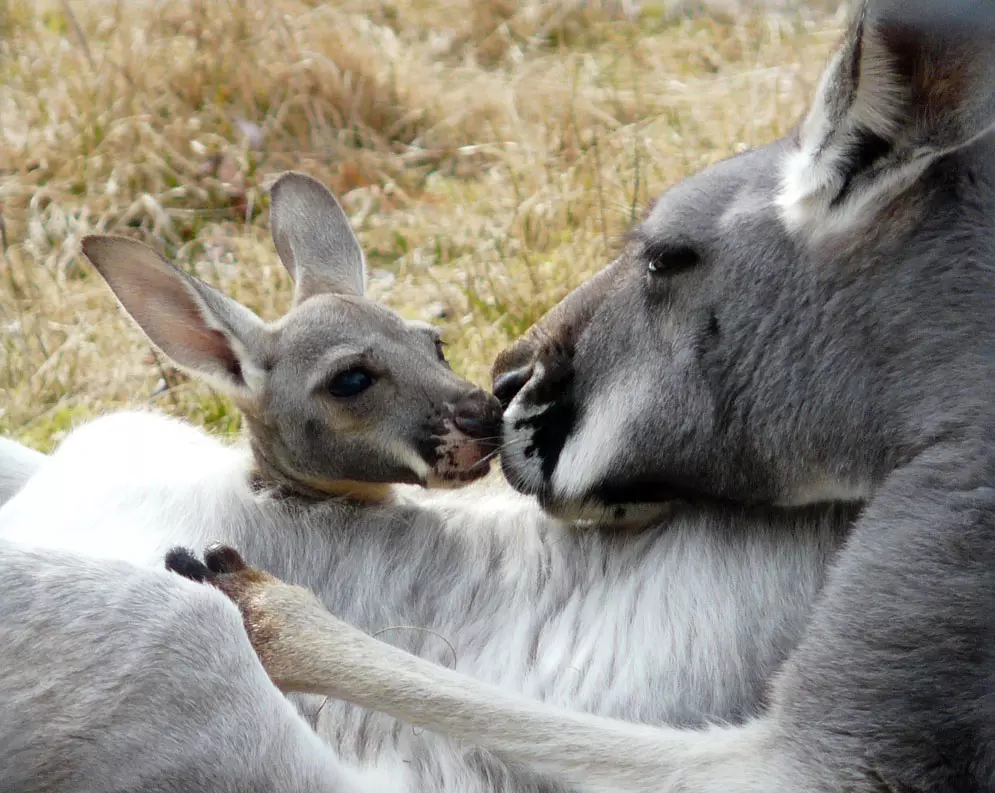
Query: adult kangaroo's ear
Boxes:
[
  {"xmin": 81, "ymin": 235, "xmax": 268, "ymax": 399},
  {"xmin": 779, "ymin": 0, "xmax": 995, "ymax": 234},
  {"xmin": 268, "ymin": 171, "xmax": 366, "ymax": 305}
]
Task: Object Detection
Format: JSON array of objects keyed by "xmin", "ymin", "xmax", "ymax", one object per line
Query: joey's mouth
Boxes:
[{"xmin": 421, "ymin": 416, "xmax": 502, "ymax": 488}]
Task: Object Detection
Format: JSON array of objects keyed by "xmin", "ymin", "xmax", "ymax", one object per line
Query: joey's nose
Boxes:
[
  {"xmin": 453, "ymin": 391, "xmax": 503, "ymax": 442},
  {"xmin": 492, "ymin": 364, "xmax": 533, "ymax": 410}
]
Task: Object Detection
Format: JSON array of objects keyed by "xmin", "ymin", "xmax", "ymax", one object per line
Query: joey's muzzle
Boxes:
[
  {"xmin": 425, "ymin": 389, "xmax": 503, "ymax": 486},
  {"xmin": 452, "ymin": 391, "xmax": 503, "ymax": 443}
]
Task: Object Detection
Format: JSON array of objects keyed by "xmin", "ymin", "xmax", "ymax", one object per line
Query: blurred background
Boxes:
[{"xmin": 0, "ymin": 0, "xmax": 845, "ymax": 450}]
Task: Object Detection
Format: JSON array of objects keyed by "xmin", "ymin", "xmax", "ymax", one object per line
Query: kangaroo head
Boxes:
[
  {"xmin": 81, "ymin": 173, "xmax": 501, "ymax": 499},
  {"xmin": 494, "ymin": 0, "xmax": 995, "ymax": 521}
]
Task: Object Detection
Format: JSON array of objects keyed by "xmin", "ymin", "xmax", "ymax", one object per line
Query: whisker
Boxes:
[
  {"xmin": 477, "ymin": 448, "xmax": 502, "ymax": 464},
  {"xmin": 498, "ymin": 437, "xmax": 533, "ymax": 451}
]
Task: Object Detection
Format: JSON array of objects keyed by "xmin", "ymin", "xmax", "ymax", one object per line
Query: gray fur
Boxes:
[
  {"xmin": 0, "ymin": 540, "xmax": 363, "ymax": 793},
  {"xmin": 484, "ymin": 0, "xmax": 995, "ymax": 788},
  {"xmin": 3, "ymin": 0, "xmax": 994, "ymax": 788},
  {"xmin": 270, "ymin": 171, "xmax": 367, "ymax": 302},
  {"xmin": 0, "ymin": 433, "xmax": 853, "ymax": 792}
]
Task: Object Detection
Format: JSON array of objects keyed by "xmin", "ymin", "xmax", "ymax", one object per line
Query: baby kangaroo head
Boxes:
[{"xmin": 80, "ymin": 172, "xmax": 501, "ymax": 497}]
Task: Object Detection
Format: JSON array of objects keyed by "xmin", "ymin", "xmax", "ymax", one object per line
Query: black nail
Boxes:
[{"xmin": 165, "ymin": 547, "xmax": 212, "ymax": 582}]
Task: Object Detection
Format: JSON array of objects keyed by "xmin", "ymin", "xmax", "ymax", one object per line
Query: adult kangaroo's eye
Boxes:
[
  {"xmin": 645, "ymin": 244, "xmax": 700, "ymax": 276},
  {"xmin": 327, "ymin": 368, "xmax": 376, "ymax": 398}
]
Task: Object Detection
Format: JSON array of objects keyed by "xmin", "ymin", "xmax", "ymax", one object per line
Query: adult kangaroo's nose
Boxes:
[
  {"xmin": 492, "ymin": 364, "xmax": 533, "ymax": 411},
  {"xmin": 453, "ymin": 390, "xmax": 503, "ymax": 442}
]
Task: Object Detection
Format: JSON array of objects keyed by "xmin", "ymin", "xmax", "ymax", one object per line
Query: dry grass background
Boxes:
[{"xmin": 0, "ymin": 0, "xmax": 847, "ymax": 451}]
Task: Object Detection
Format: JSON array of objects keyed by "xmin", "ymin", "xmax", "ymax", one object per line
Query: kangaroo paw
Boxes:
[{"xmin": 165, "ymin": 543, "xmax": 311, "ymax": 688}]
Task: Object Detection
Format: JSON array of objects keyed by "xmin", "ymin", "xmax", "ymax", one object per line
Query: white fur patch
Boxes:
[
  {"xmin": 777, "ymin": 148, "xmax": 933, "ymax": 241},
  {"xmin": 385, "ymin": 437, "xmax": 432, "ymax": 483},
  {"xmin": 0, "ymin": 411, "xmax": 255, "ymax": 564},
  {"xmin": 0, "ymin": 402, "xmax": 851, "ymax": 793},
  {"xmin": 775, "ymin": 26, "xmax": 912, "ymax": 238},
  {"xmin": 550, "ymin": 372, "xmax": 647, "ymax": 504},
  {"xmin": 498, "ymin": 362, "xmax": 551, "ymax": 496}
]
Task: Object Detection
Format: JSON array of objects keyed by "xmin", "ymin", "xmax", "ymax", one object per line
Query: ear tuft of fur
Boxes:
[{"xmin": 778, "ymin": 0, "xmax": 995, "ymax": 237}]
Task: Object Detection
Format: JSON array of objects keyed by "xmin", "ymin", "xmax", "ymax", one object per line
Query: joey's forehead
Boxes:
[
  {"xmin": 274, "ymin": 295, "xmax": 421, "ymax": 355},
  {"xmin": 282, "ymin": 295, "xmax": 411, "ymax": 335}
]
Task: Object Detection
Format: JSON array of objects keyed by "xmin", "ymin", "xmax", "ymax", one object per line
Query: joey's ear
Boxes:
[
  {"xmin": 268, "ymin": 171, "xmax": 365, "ymax": 304},
  {"xmin": 779, "ymin": 0, "xmax": 995, "ymax": 231},
  {"xmin": 81, "ymin": 235, "xmax": 268, "ymax": 398}
]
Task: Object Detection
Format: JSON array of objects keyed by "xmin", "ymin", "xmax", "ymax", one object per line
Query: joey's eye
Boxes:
[
  {"xmin": 646, "ymin": 245, "xmax": 700, "ymax": 276},
  {"xmin": 327, "ymin": 368, "xmax": 375, "ymax": 398}
]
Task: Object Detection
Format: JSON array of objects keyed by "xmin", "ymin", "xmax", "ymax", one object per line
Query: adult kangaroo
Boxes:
[{"xmin": 168, "ymin": 0, "xmax": 995, "ymax": 791}]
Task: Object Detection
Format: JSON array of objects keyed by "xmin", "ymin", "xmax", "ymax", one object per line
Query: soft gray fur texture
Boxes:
[
  {"xmin": 2, "ymin": 0, "xmax": 993, "ymax": 789},
  {"xmin": 0, "ymin": 471, "xmax": 853, "ymax": 791},
  {"xmin": 0, "ymin": 540, "xmax": 366, "ymax": 793},
  {"xmin": 77, "ymin": 174, "xmax": 503, "ymax": 498}
]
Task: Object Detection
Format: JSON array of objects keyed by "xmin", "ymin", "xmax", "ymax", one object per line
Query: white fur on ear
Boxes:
[
  {"xmin": 776, "ymin": 9, "xmax": 917, "ymax": 236},
  {"xmin": 778, "ymin": 18, "xmax": 901, "ymax": 225},
  {"xmin": 777, "ymin": 146, "xmax": 934, "ymax": 240},
  {"xmin": 777, "ymin": 0, "xmax": 995, "ymax": 238}
]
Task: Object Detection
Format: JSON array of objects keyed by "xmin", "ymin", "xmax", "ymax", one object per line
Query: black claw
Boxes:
[
  {"xmin": 165, "ymin": 547, "xmax": 213, "ymax": 582},
  {"xmin": 203, "ymin": 543, "xmax": 247, "ymax": 575}
]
